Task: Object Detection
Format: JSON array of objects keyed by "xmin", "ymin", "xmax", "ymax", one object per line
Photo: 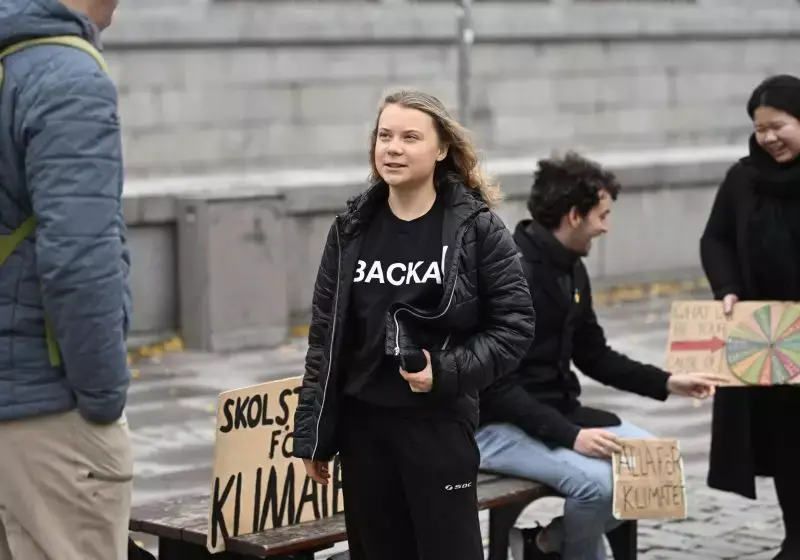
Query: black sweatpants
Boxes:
[
  {"xmin": 775, "ymin": 471, "xmax": 800, "ymax": 553},
  {"xmin": 338, "ymin": 401, "xmax": 483, "ymax": 560},
  {"xmin": 771, "ymin": 389, "xmax": 800, "ymax": 553}
]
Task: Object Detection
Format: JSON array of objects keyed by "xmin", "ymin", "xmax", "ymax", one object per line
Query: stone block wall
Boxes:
[
  {"xmin": 104, "ymin": 1, "xmax": 800, "ymax": 177},
  {"xmin": 121, "ymin": 145, "xmax": 741, "ymax": 345}
]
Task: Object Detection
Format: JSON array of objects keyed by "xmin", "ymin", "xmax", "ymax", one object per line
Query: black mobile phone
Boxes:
[{"xmin": 399, "ymin": 348, "xmax": 427, "ymax": 373}]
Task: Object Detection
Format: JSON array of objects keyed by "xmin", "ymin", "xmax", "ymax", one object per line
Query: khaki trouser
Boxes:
[{"xmin": 0, "ymin": 409, "xmax": 133, "ymax": 560}]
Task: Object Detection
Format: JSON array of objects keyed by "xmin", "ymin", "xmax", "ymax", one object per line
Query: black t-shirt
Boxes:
[{"xmin": 344, "ymin": 196, "xmax": 447, "ymax": 407}]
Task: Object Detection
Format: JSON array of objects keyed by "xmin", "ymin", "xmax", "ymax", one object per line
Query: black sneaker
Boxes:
[{"xmin": 519, "ymin": 524, "xmax": 562, "ymax": 560}]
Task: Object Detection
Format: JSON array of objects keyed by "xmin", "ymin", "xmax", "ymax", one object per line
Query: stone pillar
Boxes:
[{"xmin": 176, "ymin": 188, "xmax": 289, "ymax": 351}]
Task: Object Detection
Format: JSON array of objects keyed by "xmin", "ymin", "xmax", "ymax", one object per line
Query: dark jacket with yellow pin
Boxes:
[{"xmin": 479, "ymin": 218, "xmax": 671, "ymax": 449}]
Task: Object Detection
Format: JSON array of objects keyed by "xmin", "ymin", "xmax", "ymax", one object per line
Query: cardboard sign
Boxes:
[
  {"xmin": 666, "ymin": 300, "xmax": 800, "ymax": 386},
  {"xmin": 612, "ymin": 438, "xmax": 687, "ymax": 520},
  {"xmin": 205, "ymin": 377, "xmax": 344, "ymax": 553}
]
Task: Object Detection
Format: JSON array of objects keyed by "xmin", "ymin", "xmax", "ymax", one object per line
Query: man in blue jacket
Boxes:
[{"xmin": 0, "ymin": 1, "xmax": 132, "ymax": 559}]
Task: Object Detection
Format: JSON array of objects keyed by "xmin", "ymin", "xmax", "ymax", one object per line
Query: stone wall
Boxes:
[
  {"xmin": 105, "ymin": 1, "xmax": 800, "ymax": 177},
  {"xmin": 121, "ymin": 146, "xmax": 743, "ymax": 348}
]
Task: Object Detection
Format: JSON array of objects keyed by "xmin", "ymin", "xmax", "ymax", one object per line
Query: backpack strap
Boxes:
[
  {"xmin": 0, "ymin": 215, "xmax": 35, "ymax": 265},
  {"xmin": 0, "ymin": 35, "xmax": 108, "ymax": 88},
  {"xmin": 0, "ymin": 36, "xmax": 108, "ymax": 368}
]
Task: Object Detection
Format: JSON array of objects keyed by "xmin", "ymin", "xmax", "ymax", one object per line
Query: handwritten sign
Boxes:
[
  {"xmin": 206, "ymin": 377, "xmax": 344, "ymax": 553},
  {"xmin": 667, "ymin": 300, "xmax": 800, "ymax": 386},
  {"xmin": 612, "ymin": 438, "xmax": 687, "ymax": 520}
]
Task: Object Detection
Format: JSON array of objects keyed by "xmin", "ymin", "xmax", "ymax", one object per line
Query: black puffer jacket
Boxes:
[{"xmin": 293, "ymin": 179, "xmax": 536, "ymax": 461}]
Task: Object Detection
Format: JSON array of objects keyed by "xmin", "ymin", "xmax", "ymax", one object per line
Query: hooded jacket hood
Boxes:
[{"xmin": 0, "ymin": 0, "xmax": 98, "ymax": 51}]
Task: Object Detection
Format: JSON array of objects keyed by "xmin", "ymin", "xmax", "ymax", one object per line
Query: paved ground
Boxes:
[{"xmin": 127, "ymin": 292, "xmax": 783, "ymax": 559}]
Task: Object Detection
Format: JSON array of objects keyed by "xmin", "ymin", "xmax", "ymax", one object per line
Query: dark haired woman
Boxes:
[{"xmin": 701, "ymin": 74, "xmax": 800, "ymax": 560}]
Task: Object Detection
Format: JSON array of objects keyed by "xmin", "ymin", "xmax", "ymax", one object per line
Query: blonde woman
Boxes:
[{"xmin": 292, "ymin": 90, "xmax": 535, "ymax": 560}]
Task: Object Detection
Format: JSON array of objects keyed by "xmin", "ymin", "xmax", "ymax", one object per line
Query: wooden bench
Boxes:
[{"xmin": 130, "ymin": 472, "xmax": 637, "ymax": 559}]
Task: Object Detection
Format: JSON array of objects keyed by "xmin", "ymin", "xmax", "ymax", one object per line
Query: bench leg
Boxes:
[
  {"xmin": 487, "ymin": 502, "xmax": 529, "ymax": 560},
  {"xmin": 159, "ymin": 538, "xmax": 212, "ymax": 560},
  {"xmin": 607, "ymin": 520, "xmax": 638, "ymax": 560},
  {"xmin": 158, "ymin": 538, "xmax": 252, "ymax": 560}
]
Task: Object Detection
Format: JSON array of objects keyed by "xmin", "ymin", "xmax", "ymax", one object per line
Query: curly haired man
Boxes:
[{"xmin": 477, "ymin": 152, "xmax": 724, "ymax": 559}]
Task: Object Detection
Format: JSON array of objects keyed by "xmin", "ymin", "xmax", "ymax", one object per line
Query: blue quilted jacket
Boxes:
[{"xmin": 0, "ymin": 0, "xmax": 131, "ymax": 424}]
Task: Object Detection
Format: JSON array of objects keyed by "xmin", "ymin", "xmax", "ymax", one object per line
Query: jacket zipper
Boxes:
[
  {"xmin": 393, "ymin": 271, "xmax": 458, "ymax": 356},
  {"xmin": 392, "ymin": 210, "xmax": 483, "ymax": 357},
  {"xmin": 311, "ymin": 218, "xmax": 342, "ymax": 460},
  {"xmin": 441, "ymin": 334, "xmax": 452, "ymax": 350}
]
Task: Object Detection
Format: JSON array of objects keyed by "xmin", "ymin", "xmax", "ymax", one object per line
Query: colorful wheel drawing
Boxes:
[{"xmin": 725, "ymin": 304, "xmax": 800, "ymax": 385}]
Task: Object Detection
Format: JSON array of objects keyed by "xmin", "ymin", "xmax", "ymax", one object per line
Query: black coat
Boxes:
[
  {"xmin": 293, "ymin": 180, "xmax": 536, "ymax": 462},
  {"xmin": 479, "ymin": 220, "xmax": 671, "ymax": 449},
  {"xmin": 701, "ymin": 160, "xmax": 800, "ymax": 499}
]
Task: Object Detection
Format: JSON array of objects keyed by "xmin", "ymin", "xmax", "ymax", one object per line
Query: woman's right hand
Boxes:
[
  {"xmin": 723, "ymin": 293, "xmax": 739, "ymax": 316},
  {"xmin": 302, "ymin": 459, "xmax": 330, "ymax": 485}
]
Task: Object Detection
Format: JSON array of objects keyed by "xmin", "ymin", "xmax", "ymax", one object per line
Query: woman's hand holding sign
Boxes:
[{"xmin": 723, "ymin": 293, "xmax": 739, "ymax": 316}]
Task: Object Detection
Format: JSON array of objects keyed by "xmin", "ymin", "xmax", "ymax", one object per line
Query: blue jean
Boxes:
[{"xmin": 476, "ymin": 421, "xmax": 654, "ymax": 560}]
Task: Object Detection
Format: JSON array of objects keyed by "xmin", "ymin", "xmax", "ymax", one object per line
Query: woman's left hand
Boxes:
[{"xmin": 400, "ymin": 349, "xmax": 433, "ymax": 393}]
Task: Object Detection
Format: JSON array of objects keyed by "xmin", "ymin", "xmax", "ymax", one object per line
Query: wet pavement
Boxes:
[{"xmin": 127, "ymin": 292, "xmax": 783, "ymax": 558}]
